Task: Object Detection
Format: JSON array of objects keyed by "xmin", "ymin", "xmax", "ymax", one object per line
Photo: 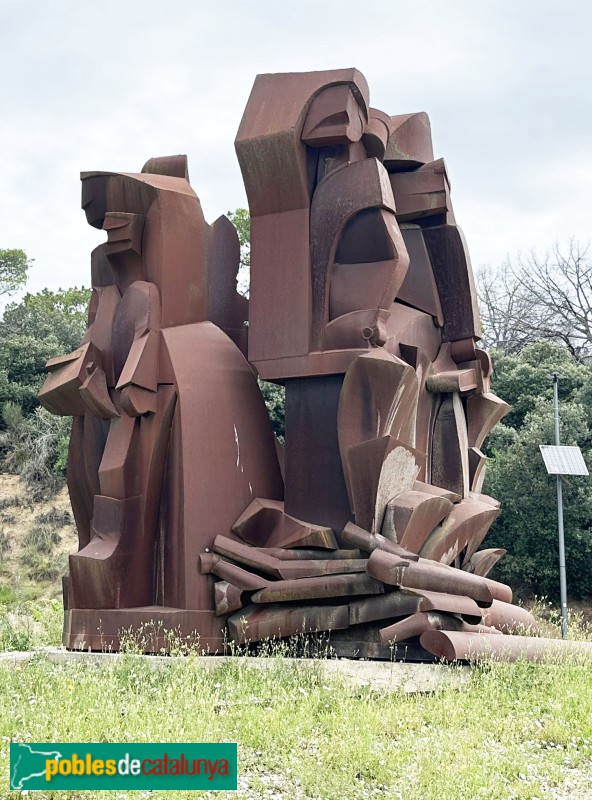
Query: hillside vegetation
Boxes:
[{"xmin": 0, "ymin": 474, "xmax": 76, "ymax": 606}]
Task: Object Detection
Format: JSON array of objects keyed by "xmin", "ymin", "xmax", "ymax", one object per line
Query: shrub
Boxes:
[
  {"xmin": 23, "ymin": 524, "xmax": 61, "ymax": 554},
  {"xmin": 0, "ymin": 402, "xmax": 70, "ymax": 500},
  {"xmin": 20, "ymin": 548, "xmax": 65, "ymax": 582},
  {"xmin": 19, "ymin": 520, "xmax": 65, "ymax": 582},
  {"xmin": 0, "ymin": 529, "xmax": 11, "ymax": 564},
  {"xmin": 35, "ymin": 507, "xmax": 72, "ymax": 527}
]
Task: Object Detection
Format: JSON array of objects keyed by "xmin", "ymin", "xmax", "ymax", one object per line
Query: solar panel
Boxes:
[{"xmin": 539, "ymin": 445, "xmax": 589, "ymax": 476}]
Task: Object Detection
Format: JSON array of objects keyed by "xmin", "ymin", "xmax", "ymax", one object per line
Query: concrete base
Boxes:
[{"xmin": 0, "ymin": 647, "xmax": 470, "ymax": 694}]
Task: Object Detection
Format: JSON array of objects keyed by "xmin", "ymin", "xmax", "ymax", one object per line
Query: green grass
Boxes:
[
  {"xmin": 0, "ymin": 598, "xmax": 63, "ymax": 652},
  {"xmin": 0, "ymin": 586, "xmax": 16, "ymax": 605},
  {"xmin": 2, "ymin": 602, "xmax": 592, "ymax": 799},
  {"xmin": 1, "ymin": 654, "xmax": 592, "ymax": 799}
]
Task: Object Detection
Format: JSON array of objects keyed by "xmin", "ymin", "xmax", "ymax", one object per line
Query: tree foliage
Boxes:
[
  {"xmin": 258, "ymin": 380, "xmax": 285, "ymax": 442},
  {"xmin": 484, "ymin": 341, "xmax": 588, "ymax": 433},
  {"xmin": 484, "ymin": 342, "xmax": 592, "ymax": 599},
  {"xmin": 1, "ymin": 287, "xmax": 90, "ymax": 349},
  {"xmin": 0, "ymin": 249, "xmax": 31, "ymax": 297},
  {"xmin": 227, "ymin": 208, "xmax": 250, "ymax": 297},
  {"xmin": 0, "ymin": 287, "xmax": 90, "ymax": 416}
]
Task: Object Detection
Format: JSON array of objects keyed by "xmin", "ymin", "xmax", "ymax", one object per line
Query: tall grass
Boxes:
[
  {"xmin": 0, "ymin": 598, "xmax": 63, "ymax": 652},
  {"xmin": 2, "ymin": 651, "xmax": 592, "ymax": 799},
  {"xmin": 2, "ymin": 602, "xmax": 592, "ymax": 798}
]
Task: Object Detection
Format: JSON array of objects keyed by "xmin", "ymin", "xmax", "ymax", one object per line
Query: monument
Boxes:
[{"xmin": 40, "ymin": 68, "xmax": 565, "ymax": 662}]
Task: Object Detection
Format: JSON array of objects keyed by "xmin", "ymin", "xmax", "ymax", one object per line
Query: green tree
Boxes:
[
  {"xmin": 0, "ymin": 287, "xmax": 90, "ymax": 415},
  {"xmin": 484, "ymin": 341, "xmax": 591, "ymax": 434},
  {"xmin": 0, "ymin": 249, "xmax": 31, "ymax": 296},
  {"xmin": 484, "ymin": 342, "xmax": 592, "ymax": 599},
  {"xmin": 1, "ymin": 287, "xmax": 90, "ymax": 350},
  {"xmin": 258, "ymin": 380, "xmax": 285, "ymax": 442},
  {"xmin": 0, "ymin": 286, "xmax": 89, "ymax": 494}
]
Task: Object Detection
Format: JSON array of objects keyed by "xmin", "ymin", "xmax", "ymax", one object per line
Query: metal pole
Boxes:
[{"xmin": 553, "ymin": 373, "xmax": 569, "ymax": 639}]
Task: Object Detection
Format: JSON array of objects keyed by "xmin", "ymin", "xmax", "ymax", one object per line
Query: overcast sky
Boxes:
[{"xmin": 1, "ymin": 0, "xmax": 590, "ymax": 303}]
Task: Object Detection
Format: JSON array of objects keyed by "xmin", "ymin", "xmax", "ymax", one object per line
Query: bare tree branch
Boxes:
[{"xmin": 476, "ymin": 240, "xmax": 592, "ymax": 361}]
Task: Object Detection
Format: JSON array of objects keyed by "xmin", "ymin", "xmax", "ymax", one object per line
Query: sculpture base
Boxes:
[
  {"xmin": 63, "ymin": 608, "xmax": 439, "ymax": 662},
  {"xmin": 63, "ymin": 607, "xmax": 228, "ymax": 654}
]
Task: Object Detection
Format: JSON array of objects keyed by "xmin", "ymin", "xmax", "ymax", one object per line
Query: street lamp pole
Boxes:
[{"xmin": 552, "ymin": 373, "xmax": 568, "ymax": 639}]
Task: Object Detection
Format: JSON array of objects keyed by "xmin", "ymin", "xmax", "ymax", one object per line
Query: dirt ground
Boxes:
[{"xmin": 0, "ymin": 473, "xmax": 78, "ymax": 601}]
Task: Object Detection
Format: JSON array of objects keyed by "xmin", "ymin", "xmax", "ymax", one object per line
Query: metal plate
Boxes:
[{"xmin": 539, "ymin": 445, "xmax": 589, "ymax": 476}]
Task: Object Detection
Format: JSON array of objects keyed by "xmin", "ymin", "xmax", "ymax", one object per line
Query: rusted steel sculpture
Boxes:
[
  {"xmin": 40, "ymin": 69, "xmax": 590, "ymax": 662},
  {"xmin": 39, "ymin": 156, "xmax": 283, "ymax": 651}
]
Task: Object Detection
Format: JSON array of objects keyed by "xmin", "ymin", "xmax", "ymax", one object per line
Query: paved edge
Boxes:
[{"xmin": 0, "ymin": 647, "xmax": 470, "ymax": 693}]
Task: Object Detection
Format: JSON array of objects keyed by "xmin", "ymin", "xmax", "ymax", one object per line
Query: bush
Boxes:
[
  {"xmin": 0, "ymin": 529, "xmax": 11, "ymax": 564},
  {"xmin": 0, "ymin": 402, "xmax": 70, "ymax": 500},
  {"xmin": 23, "ymin": 524, "xmax": 61, "ymax": 554},
  {"xmin": 19, "ymin": 515, "xmax": 66, "ymax": 582},
  {"xmin": 35, "ymin": 507, "xmax": 72, "ymax": 527},
  {"xmin": 20, "ymin": 548, "xmax": 65, "ymax": 582}
]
